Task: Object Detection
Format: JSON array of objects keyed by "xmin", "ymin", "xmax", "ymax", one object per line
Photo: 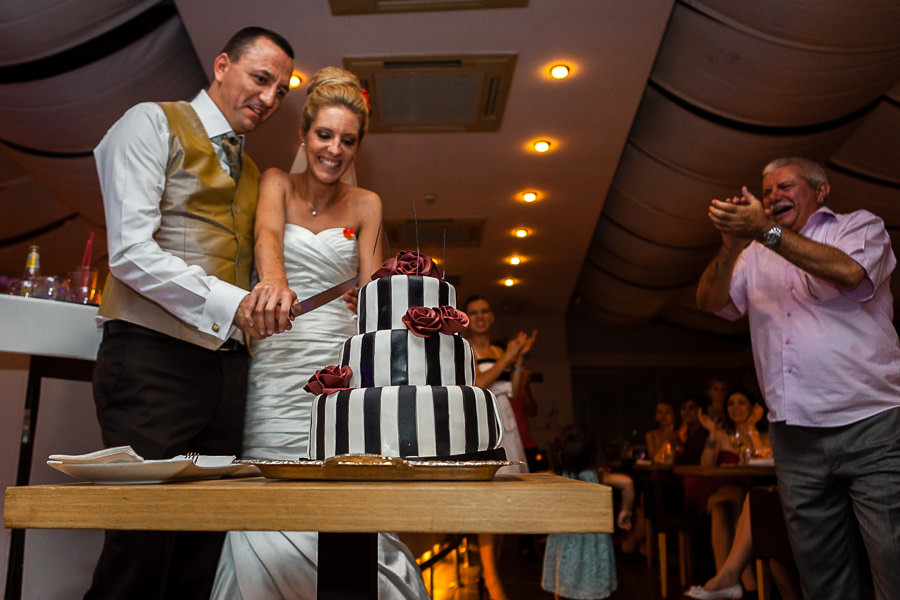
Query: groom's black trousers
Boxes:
[{"xmin": 84, "ymin": 320, "xmax": 247, "ymax": 600}]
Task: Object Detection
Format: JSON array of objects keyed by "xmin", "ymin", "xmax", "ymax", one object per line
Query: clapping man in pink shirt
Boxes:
[{"xmin": 696, "ymin": 157, "xmax": 900, "ymax": 600}]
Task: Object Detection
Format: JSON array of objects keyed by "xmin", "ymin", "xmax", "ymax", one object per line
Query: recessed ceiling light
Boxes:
[
  {"xmin": 502, "ymin": 278, "xmax": 517, "ymax": 287},
  {"xmin": 521, "ymin": 191, "xmax": 538, "ymax": 203},
  {"xmin": 533, "ymin": 140, "xmax": 551, "ymax": 153},
  {"xmin": 290, "ymin": 71, "xmax": 304, "ymax": 88},
  {"xmin": 550, "ymin": 64, "xmax": 570, "ymax": 79},
  {"xmin": 508, "ymin": 256, "xmax": 522, "ymax": 265},
  {"xmin": 513, "ymin": 227, "xmax": 530, "ymax": 238}
]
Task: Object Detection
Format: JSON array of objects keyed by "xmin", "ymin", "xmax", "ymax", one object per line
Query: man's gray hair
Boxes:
[{"xmin": 762, "ymin": 157, "xmax": 829, "ymax": 192}]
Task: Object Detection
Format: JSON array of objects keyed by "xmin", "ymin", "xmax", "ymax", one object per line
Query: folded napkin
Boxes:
[
  {"xmin": 50, "ymin": 446, "xmax": 236, "ymax": 467},
  {"xmin": 49, "ymin": 446, "xmax": 142, "ymax": 464}
]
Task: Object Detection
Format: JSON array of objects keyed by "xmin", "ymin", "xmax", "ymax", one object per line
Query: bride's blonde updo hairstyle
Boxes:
[{"xmin": 301, "ymin": 66, "xmax": 370, "ymax": 141}]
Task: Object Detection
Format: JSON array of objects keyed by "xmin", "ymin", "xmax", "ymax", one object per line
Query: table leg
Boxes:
[
  {"xmin": 4, "ymin": 356, "xmax": 94, "ymax": 600},
  {"xmin": 318, "ymin": 532, "xmax": 378, "ymax": 599}
]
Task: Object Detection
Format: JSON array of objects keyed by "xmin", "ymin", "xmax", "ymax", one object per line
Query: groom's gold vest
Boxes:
[{"xmin": 98, "ymin": 101, "xmax": 259, "ymax": 350}]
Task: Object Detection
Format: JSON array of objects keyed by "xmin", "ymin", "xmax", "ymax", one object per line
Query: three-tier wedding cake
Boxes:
[{"xmin": 306, "ymin": 251, "xmax": 504, "ymax": 460}]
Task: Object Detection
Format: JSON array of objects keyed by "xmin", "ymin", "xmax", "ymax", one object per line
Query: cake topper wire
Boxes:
[
  {"xmin": 382, "ymin": 215, "xmax": 391, "ymax": 258},
  {"xmin": 442, "ymin": 228, "xmax": 447, "ymax": 279},
  {"xmin": 413, "ymin": 202, "xmax": 420, "ymax": 275},
  {"xmin": 373, "ymin": 216, "xmax": 383, "ymax": 258}
]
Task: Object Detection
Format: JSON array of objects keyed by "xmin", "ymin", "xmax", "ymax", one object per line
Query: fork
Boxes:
[{"xmin": 184, "ymin": 451, "xmax": 199, "ymax": 463}]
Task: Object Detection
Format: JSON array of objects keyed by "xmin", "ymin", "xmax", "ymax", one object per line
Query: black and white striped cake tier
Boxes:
[
  {"xmin": 340, "ymin": 329, "xmax": 475, "ymax": 387},
  {"xmin": 358, "ymin": 275, "xmax": 457, "ymax": 334},
  {"xmin": 308, "ymin": 385, "xmax": 502, "ymax": 460}
]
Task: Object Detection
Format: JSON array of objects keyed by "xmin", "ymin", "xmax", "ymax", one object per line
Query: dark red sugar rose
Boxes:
[
  {"xmin": 402, "ymin": 305, "xmax": 469, "ymax": 337},
  {"xmin": 304, "ymin": 365, "xmax": 353, "ymax": 395},
  {"xmin": 371, "ymin": 251, "xmax": 443, "ymax": 281},
  {"xmin": 402, "ymin": 306, "xmax": 443, "ymax": 337},
  {"xmin": 437, "ymin": 305, "xmax": 469, "ymax": 335}
]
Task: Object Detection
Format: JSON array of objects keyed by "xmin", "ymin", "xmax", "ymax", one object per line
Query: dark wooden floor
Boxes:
[
  {"xmin": 494, "ymin": 535, "xmax": 707, "ymax": 600},
  {"xmin": 425, "ymin": 532, "xmax": 741, "ymax": 600}
]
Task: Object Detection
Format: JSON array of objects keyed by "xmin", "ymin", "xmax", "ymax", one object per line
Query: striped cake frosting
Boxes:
[{"xmin": 308, "ymin": 265, "xmax": 503, "ymax": 461}]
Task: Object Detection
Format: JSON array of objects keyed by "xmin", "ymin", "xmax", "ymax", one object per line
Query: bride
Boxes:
[{"xmin": 212, "ymin": 67, "xmax": 429, "ymax": 599}]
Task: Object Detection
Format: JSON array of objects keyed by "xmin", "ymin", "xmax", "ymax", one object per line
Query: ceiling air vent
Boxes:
[
  {"xmin": 330, "ymin": 0, "xmax": 528, "ymax": 15},
  {"xmin": 344, "ymin": 54, "xmax": 516, "ymax": 132},
  {"xmin": 384, "ymin": 218, "xmax": 484, "ymax": 250}
]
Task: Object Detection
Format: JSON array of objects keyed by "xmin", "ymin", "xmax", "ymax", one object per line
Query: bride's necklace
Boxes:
[
  {"xmin": 307, "ymin": 195, "xmax": 337, "ymax": 217},
  {"xmin": 308, "ymin": 196, "xmax": 335, "ymax": 217}
]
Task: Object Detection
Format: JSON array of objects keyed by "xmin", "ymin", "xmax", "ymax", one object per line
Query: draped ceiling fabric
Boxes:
[
  {"xmin": 0, "ymin": 0, "xmax": 206, "ymax": 277},
  {"xmin": 0, "ymin": 0, "xmax": 898, "ymax": 341},
  {"xmin": 573, "ymin": 0, "xmax": 900, "ymax": 334}
]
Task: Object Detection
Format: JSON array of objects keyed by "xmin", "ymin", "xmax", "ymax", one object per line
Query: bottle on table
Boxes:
[{"xmin": 15, "ymin": 245, "xmax": 41, "ymax": 297}]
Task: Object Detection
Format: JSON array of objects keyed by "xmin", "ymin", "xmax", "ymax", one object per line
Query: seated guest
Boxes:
[
  {"xmin": 621, "ymin": 400, "xmax": 681, "ymax": 556},
  {"xmin": 704, "ymin": 376, "xmax": 729, "ymax": 428},
  {"xmin": 646, "ymin": 400, "xmax": 679, "ymax": 464},
  {"xmin": 692, "ymin": 391, "xmax": 770, "ymax": 592},
  {"xmin": 686, "ymin": 491, "xmax": 801, "ymax": 600},
  {"xmin": 674, "ymin": 395, "xmax": 709, "ymax": 465}
]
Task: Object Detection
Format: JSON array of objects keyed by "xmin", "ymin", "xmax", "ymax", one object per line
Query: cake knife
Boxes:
[{"xmin": 290, "ymin": 275, "xmax": 360, "ymax": 317}]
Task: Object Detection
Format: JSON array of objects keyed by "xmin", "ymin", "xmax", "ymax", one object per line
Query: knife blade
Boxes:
[{"xmin": 290, "ymin": 275, "xmax": 360, "ymax": 317}]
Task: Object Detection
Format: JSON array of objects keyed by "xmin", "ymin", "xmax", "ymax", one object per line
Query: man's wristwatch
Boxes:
[{"xmin": 762, "ymin": 224, "xmax": 783, "ymax": 248}]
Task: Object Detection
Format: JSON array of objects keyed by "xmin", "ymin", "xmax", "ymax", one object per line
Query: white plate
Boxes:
[{"xmin": 47, "ymin": 459, "xmax": 257, "ymax": 484}]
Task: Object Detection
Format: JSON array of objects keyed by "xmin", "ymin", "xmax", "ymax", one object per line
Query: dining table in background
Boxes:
[
  {"xmin": 673, "ymin": 463, "xmax": 776, "ymax": 479},
  {"xmin": 4, "ymin": 471, "xmax": 613, "ymax": 600}
]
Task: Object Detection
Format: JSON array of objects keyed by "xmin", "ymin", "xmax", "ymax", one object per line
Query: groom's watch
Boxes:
[{"xmin": 762, "ymin": 224, "xmax": 783, "ymax": 248}]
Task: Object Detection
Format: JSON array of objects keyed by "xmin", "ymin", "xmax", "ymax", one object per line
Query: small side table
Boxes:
[{"xmin": 0, "ymin": 295, "xmax": 101, "ymax": 600}]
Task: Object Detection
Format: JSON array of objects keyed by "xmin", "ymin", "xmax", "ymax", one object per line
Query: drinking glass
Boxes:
[
  {"xmin": 33, "ymin": 276, "xmax": 70, "ymax": 301},
  {"xmin": 69, "ymin": 267, "xmax": 100, "ymax": 305}
]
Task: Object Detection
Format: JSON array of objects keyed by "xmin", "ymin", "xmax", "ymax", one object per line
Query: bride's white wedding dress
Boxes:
[{"xmin": 212, "ymin": 225, "xmax": 428, "ymax": 599}]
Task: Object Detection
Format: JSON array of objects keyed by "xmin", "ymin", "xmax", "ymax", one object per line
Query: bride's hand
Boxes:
[{"xmin": 342, "ymin": 287, "xmax": 359, "ymax": 313}]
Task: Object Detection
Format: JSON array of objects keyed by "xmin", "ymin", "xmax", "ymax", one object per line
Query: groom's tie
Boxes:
[{"xmin": 221, "ymin": 135, "xmax": 242, "ymax": 181}]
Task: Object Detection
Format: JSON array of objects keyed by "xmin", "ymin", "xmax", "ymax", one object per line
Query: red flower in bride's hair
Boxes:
[
  {"xmin": 304, "ymin": 365, "xmax": 353, "ymax": 395},
  {"xmin": 361, "ymin": 88, "xmax": 372, "ymax": 112},
  {"xmin": 437, "ymin": 305, "xmax": 469, "ymax": 335},
  {"xmin": 343, "ymin": 228, "xmax": 356, "ymax": 240},
  {"xmin": 371, "ymin": 251, "xmax": 443, "ymax": 281}
]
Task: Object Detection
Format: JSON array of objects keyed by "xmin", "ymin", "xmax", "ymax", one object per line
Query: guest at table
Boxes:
[
  {"xmin": 674, "ymin": 395, "xmax": 709, "ymax": 465},
  {"xmin": 87, "ymin": 27, "xmax": 294, "ymax": 600},
  {"xmin": 686, "ymin": 491, "xmax": 802, "ymax": 600},
  {"xmin": 620, "ymin": 399, "xmax": 681, "ymax": 556},
  {"xmin": 704, "ymin": 376, "xmax": 729, "ymax": 429},
  {"xmin": 697, "ymin": 156, "xmax": 900, "ymax": 599},
  {"xmin": 646, "ymin": 400, "xmax": 679, "ymax": 464},
  {"xmin": 693, "ymin": 391, "xmax": 769, "ymax": 591}
]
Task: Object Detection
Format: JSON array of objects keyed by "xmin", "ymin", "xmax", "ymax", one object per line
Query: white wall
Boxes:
[{"xmin": 1, "ymin": 352, "xmax": 104, "ymax": 599}]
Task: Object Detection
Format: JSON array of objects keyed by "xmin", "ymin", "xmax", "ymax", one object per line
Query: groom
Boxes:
[{"xmin": 86, "ymin": 27, "xmax": 295, "ymax": 599}]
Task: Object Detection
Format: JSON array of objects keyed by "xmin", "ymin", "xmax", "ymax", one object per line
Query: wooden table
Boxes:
[
  {"xmin": 673, "ymin": 463, "xmax": 775, "ymax": 478},
  {"xmin": 5, "ymin": 472, "xmax": 612, "ymax": 598}
]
